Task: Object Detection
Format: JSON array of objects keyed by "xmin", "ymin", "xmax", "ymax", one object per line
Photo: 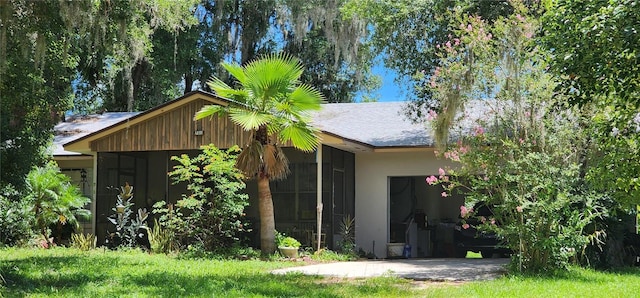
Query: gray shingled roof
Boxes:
[
  {"xmin": 53, "ymin": 112, "xmax": 140, "ymax": 156},
  {"xmin": 311, "ymin": 101, "xmax": 432, "ymax": 147},
  {"xmin": 54, "ymin": 101, "xmax": 443, "ymax": 156}
]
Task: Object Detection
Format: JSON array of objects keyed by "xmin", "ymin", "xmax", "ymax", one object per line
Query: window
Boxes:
[{"xmin": 272, "ymin": 163, "xmax": 317, "ymax": 222}]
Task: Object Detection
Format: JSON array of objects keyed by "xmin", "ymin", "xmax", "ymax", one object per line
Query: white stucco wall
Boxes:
[{"xmin": 354, "ymin": 150, "xmax": 460, "ymax": 258}]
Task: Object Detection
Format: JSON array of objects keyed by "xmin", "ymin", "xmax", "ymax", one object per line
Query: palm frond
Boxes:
[
  {"xmin": 288, "ymin": 85, "xmax": 324, "ymax": 111},
  {"xmin": 279, "ymin": 122, "xmax": 320, "ymax": 152},
  {"xmin": 244, "ymin": 53, "xmax": 304, "ymax": 108},
  {"xmin": 207, "ymin": 77, "xmax": 249, "ymax": 102},
  {"xmin": 263, "ymin": 144, "xmax": 290, "ymax": 180},
  {"xmin": 229, "ymin": 108, "xmax": 272, "ymax": 131},
  {"xmin": 221, "ymin": 62, "xmax": 247, "ymax": 85},
  {"xmin": 194, "ymin": 104, "xmax": 226, "ymax": 120},
  {"xmin": 236, "ymin": 140, "xmax": 263, "ymax": 176}
]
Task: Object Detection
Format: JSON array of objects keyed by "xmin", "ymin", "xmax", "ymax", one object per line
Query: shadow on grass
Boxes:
[
  {"xmin": 505, "ymin": 265, "xmax": 640, "ymax": 284},
  {"xmin": 1, "ymin": 255, "xmax": 111, "ymax": 295},
  {"xmin": 0, "ymin": 253, "xmax": 413, "ymax": 297}
]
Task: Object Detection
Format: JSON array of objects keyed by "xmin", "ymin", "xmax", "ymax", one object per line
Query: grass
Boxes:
[
  {"xmin": 2, "ymin": 247, "xmax": 640, "ymax": 297},
  {"xmin": 0, "ymin": 247, "xmax": 416, "ymax": 297}
]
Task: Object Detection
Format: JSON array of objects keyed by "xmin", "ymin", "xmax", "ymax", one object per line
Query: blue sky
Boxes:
[{"xmin": 358, "ymin": 64, "xmax": 408, "ymax": 102}]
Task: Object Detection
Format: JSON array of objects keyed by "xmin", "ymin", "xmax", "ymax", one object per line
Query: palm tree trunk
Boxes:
[{"xmin": 257, "ymin": 174, "xmax": 276, "ymax": 254}]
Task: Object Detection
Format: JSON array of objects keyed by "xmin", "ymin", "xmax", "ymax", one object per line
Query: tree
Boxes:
[
  {"xmin": 26, "ymin": 162, "xmax": 91, "ymax": 245},
  {"xmin": 0, "ymin": 0, "xmax": 198, "ymax": 195},
  {"xmin": 542, "ymin": 0, "xmax": 640, "ymax": 210},
  {"xmin": 542, "ymin": 0, "xmax": 639, "ymax": 107},
  {"xmin": 1, "ymin": 0, "xmax": 76, "ymax": 193},
  {"xmin": 195, "ymin": 53, "xmax": 323, "ymax": 254},
  {"xmin": 343, "ymin": 0, "xmax": 543, "ymax": 118},
  {"xmin": 425, "ymin": 6, "xmax": 605, "ymax": 272}
]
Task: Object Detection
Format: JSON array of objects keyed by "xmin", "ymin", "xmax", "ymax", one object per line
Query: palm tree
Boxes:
[
  {"xmin": 195, "ymin": 53, "xmax": 323, "ymax": 254},
  {"xmin": 26, "ymin": 161, "xmax": 91, "ymax": 244}
]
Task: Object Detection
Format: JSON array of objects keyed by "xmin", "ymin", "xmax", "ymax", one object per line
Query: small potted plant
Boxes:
[{"xmin": 276, "ymin": 232, "xmax": 301, "ymax": 258}]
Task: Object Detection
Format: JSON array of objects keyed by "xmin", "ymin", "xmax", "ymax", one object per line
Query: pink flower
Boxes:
[
  {"xmin": 454, "ymin": 38, "xmax": 460, "ymax": 46},
  {"xmin": 441, "ymin": 192, "xmax": 448, "ymax": 198},
  {"xmin": 462, "ymin": 223, "xmax": 470, "ymax": 229},
  {"xmin": 445, "ymin": 41, "xmax": 452, "ymax": 48},
  {"xmin": 516, "ymin": 14, "xmax": 525, "ymax": 22},
  {"xmin": 427, "ymin": 109, "xmax": 438, "ymax": 120},
  {"xmin": 438, "ymin": 168, "xmax": 446, "ymax": 176},
  {"xmin": 467, "ymin": 24, "xmax": 472, "ymax": 32},
  {"xmin": 519, "ymin": 138, "xmax": 524, "ymax": 145},
  {"xmin": 430, "ymin": 80, "xmax": 437, "ymax": 88},
  {"xmin": 516, "ymin": 206, "xmax": 523, "ymax": 213},
  {"xmin": 490, "ymin": 218, "xmax": 496, "ymax": 225},
  {"xmin": 444, "ymin": 151, "xmax": 460, "ymax": 161},
  {"xmin": 480, "ymin": 216, "xmax": 486, "ymax": 223},
  {"xmin": 426, "ymin": 175, "xmax": 438, "ymax": 185},
  {"xmin": 474, "ymin": 126, "xmax": 485, "ymax": 136},
  {"xmin": 459, "ymin": 146, "xmax": 469, "ymax": 154},
  {"xmin": 460, "ymin": 205, "xmax": 469, "ymax": 217}
]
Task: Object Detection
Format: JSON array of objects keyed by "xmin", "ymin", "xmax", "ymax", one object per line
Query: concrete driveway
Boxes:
[{"xmin": 272, "ymin": 258, "xmax": 509, "ymax": 281}]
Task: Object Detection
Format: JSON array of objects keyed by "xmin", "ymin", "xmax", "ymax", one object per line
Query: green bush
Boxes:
[
  {"xmin": 154, "ymin": 145, "xmax": 249, "ymax": 251},
  {"xmin": 25, "ymin": 161, "xmax": 90, "ymax": 245},
  {"xmin": 105, "ymin": 183, "xmax": 149, "ymax": 249},
  {"xmin": 0, "ymin": 185, "xmax": 34, "ymax": 246},
  {"xmin": 277, "ymin": 236, "xmax": 301, "ymax": 248},
  {"xmin": 425, "ymin": 8, "xmax": 605, "ymax": 273},
  {"xmin": 70, "ymin": 233, "xmax": 96, "ymax": 251},
  {"xmin": 148, "ymin": 219, "xmax": 177, "ymax": 254}
]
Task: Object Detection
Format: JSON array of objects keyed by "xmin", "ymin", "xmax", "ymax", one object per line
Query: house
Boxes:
[{"xmin": 55, "ymin": 90, "xmax": 466, "ymax": 258}]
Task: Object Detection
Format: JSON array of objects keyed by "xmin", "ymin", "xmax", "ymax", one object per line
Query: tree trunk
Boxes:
[
  {"xmin": 124, "ymin": 65, "xmax": 134, "ymax": 112},
  {"xmin": 184, "ymin": 73, "xmax": 193, "ymax": 93},
  {"xmin": 257, "ymin": 174, "xmax": 275, "ymax": 254}
]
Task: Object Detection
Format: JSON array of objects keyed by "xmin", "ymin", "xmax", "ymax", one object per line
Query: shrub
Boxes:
[
  {"xmin": 154, "ymin": 145, "xmax": 249, "ymax": 251},
  {"xmin": 105, "ymin": 183, "xmax": 149, "ymax": 249},
  {"xmin": 425, "ymin": 7, "xmax": 605, "ymax": 273},
  {"xmin": 278, "ymin": 236, "xmax": 301, "ymax": 248},
  {"xmin": 308, "ymin": 249, "xmax": 358, "ymax": 262},
  {"xmin": 70, "ymin": 233, "xmax": 96, "ymax": 251},
  {"xmin": 25, "ymin": 161, "xmax": 90, "ymax": 245},
  {"xmin": 148, "ymin": 219, "xmax": 177, "ymax": 254},
  {"xmin": 338, "ymin": 214, "xmax": 356, "ymax": 255},
  {"xmin": 0, "ymin": 185, "xmax": 34, "ymax": 246}
]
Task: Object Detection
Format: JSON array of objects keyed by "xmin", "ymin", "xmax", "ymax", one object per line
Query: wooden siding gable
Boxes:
[{"xmin": 91, "ymin": 99, "xmax": 252, "ymax": 152}]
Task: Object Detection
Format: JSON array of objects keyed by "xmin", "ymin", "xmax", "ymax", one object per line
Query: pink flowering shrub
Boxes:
[{"xmin": 424, "ymin": 4, "xmax": 606, "ymax": 273}]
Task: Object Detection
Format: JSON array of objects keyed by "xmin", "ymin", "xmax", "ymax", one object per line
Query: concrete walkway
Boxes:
[{"xmin": 272, "ymin": 258, "xmax": 509, "ymax": 281}]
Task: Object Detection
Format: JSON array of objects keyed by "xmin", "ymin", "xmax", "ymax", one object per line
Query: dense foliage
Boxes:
[
  {"xmin": 542, "ymin": 0, "xmax": 640, "ymax": 210},
  {"xmin": 0, "ymin": 1, "xmax": 76, "ymax": 192},
  {"xmin": 425, "ymin": 5, "xmax": 607, "ymax": 272},
  {"xmin": 25, "ymin": 161, "xmax": 91, "ymax": 246},
  {"xmin": 343, "ymin": 0, "xmax": 543, "ymax": 117},
  {"xmin": 0, "ymin": 187, "xmax": 34, "ymax": 246},
  {"xmin": 0, "ymin": 0, "xmax": 373, "ymax": 199},
  {"xmin": 153, "ymin": 145, "xmax": 249, "ymax": 251}
]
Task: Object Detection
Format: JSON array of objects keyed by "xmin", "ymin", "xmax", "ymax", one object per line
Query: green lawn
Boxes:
[{"xmin": 2, "ymin": 248, "xmax": 639, "ymax": 297}]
